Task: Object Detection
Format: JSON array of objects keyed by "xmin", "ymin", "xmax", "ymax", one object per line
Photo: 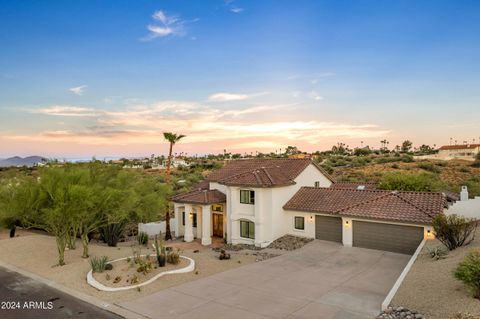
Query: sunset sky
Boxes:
[{"xmin": 1, "ymin": 0, "xmax": 479, "ymax": 158}]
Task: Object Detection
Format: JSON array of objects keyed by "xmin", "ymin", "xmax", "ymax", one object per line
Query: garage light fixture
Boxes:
[{"xmin": 309, "ymin": 215, "xmax": 313, "ymax": 222}]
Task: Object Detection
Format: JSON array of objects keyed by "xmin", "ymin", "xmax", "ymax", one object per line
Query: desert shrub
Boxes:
[
  {"xmin": 426, "ymin": 246, "xmax": 448, "ymax": 260},
  {"xmin": 391, "ymin": 163, "xmax": 399, "ymax": 169},
  {"xmin": 433, "ymin": 214, "xmax": 477, "ymax": 251},
  {"xmin": 89, "ymin": 256, "xmax": 109, "ymax": 273},
  {"xmin": 378, "ymin": 172, "xmax": 443, "ymax": 192},
  {"xmin": 454, "ymin": 250, "xmax": 480, "ymax": 298},
  {"xmin": 417, "ymin": 162, "xmax": 441, "ymax": 173},
  {"xmin": 136, "ymin": 257, "xmax": 154, "ymax": 275},
  {"xmin": 472, "ymin": 153, "xmax": 480, "ymax": 168},
  {"xmin": 167, "ymin": 249, "xmax": 181, "ymax": 265},
  {"xmin": 137, "ymin": 231, "xmax": 149, "ymax": 246}
]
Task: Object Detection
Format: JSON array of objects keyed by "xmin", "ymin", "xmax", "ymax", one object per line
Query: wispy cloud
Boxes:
[
  {"xmin": 68, "ymin": 85, "xmax": 87, "ymax": 96},
  {"xmin": 208, "ymin": 92, "xmax": 249, "ymax": 102},
  {"xmin": 31, "ymin": 105, "xmax": 99, "ymax": 117},
  {"xmin": 11, "ymin": 100, "xmax": 389, "ymax": 151},
  {"xmin": 225, "ymin": 0, "xmax": 243, "ymax": 13},
  {"xmin": 144, "ymin": 10, "xmax": 191, "ymax": 40}
]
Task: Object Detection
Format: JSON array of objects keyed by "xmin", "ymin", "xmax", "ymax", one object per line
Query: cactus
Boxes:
[{"xmin": 154, "ymin": 233, "xmax": 166, "ymax": 267}]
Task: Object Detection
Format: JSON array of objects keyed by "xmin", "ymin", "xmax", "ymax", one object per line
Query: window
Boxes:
[
  {"xmin": 240, "ymin": 190, "xmax": 255, "ymax": 204},
  {"xmin": 182, "ymin": 212, "xmax": 197, "ymax": 227},
  {"xmin": 294, "ymin": 216, "xmax": 305, "ymax": 230},
  {"xmin": 240, "ymin": 220, "xmax": 255, "ymax": 239},
  {"xmin": 314, "ymin": 181, "xmax": 320, "ymax": 188}
]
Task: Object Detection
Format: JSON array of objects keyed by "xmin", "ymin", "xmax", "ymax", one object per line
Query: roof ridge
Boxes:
[
  {"xmin": 260, "ymin": 167, "xmax": 275, "ymax": 185},
  {"xmin": 335, "ymin": 191, "xmax": 393, "ymax": 214},
  {"xmin": 393, "ymin": 192, "xmax": 436, "ymax": 218}
]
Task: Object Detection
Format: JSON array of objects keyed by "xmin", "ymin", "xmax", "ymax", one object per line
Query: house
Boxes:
[
  {"xmin": 437, "ymin": 144, "xmax": 480, "ymax": 160},
  {"xmin": 172, "ymin": 158, "xmax": 445, "ymax": 254}
]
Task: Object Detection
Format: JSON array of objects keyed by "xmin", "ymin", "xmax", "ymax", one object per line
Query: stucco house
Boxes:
[
  {"xmin": 437, "ymin": 144, "xmax": 480, "ymax": 159},
  {"xmin": 172, "ymin": 158, "xmax": 445, "ymax": 254}
]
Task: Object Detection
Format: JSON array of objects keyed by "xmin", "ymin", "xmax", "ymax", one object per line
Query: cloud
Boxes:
[
  {"xmin": 11, "ymin": 100, "xmax": 390, "ymax": 150},
  {"xmin": 143, "ymin": 10, "xmax": 190, "ymax": 40},
  {"xmin": 225, "ymin": 0, "xmax": 243, "ymax": 13},
  {"xmin": 31, "ymin": 105, "xmax": 100, "ymax": 117},
  {"xmin": 208, "ymin": 92, "xmax": 249, "ymax": 102},
  {"xmin": 68, "ymin": 85, "xmax": 86, "ymax": 96}
]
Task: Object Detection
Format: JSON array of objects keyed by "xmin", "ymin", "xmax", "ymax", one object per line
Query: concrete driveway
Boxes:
[{"xmin": 119, "ymin": 241, "xmax": 410, "ymax": 319}]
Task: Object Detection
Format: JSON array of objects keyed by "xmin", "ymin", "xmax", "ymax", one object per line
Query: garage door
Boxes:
[
  {"xmin": 315, "ymin": 215, "xmax": 342, "ymax": 243},
  {"xmin": 353, "ymin": 221, "xmax": 423, "ymax": 254}
]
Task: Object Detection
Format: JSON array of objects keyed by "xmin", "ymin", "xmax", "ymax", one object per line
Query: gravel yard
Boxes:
[
  {"xmin": 392, "ymin": 238, "xmax": 480, "ymax": 319},
  {"xmin": 0, "ymin": 230, "xmax": 257, "ymax": 304}
]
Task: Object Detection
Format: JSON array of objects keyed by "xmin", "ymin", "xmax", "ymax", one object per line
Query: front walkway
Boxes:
[{"xmin": 119, "ymin": 240, "xmax": 410, "ymax": 319}]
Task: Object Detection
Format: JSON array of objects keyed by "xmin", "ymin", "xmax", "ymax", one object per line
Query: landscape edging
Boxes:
[{"xmin": 87, "ymin": 255, "xmax": 195, "ymax": 292}]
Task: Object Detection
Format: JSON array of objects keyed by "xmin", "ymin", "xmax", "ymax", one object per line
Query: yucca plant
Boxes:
[
  {"xmin": 137, "ymin": 231, "xmax": 149, "ymax": 246},
  {"xmin": 89, "ymin": 255, "xmax": 109, "ymax": 273}
]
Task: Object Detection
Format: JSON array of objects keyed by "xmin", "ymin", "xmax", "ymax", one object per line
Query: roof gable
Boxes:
[{"xmin": 207, "ymin": 158, "xmax": 334, "ymax": 188}]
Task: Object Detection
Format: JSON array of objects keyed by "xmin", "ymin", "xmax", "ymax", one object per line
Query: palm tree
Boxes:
[{"xmin": 163, "ymin": 132, "xmax": 186, "ymax": 240}]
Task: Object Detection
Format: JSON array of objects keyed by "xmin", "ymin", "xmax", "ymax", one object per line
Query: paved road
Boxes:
[
  {"xmin": 120, "ymin": 240, "xmax": 410, "ymax": 319},
  {"xmin": 0, "ymin": 266, "xmax": 123, "ymax": 319}
]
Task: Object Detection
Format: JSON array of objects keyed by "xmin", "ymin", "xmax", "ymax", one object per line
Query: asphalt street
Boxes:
[{"xmin": 0, "ymin": 266, "xmax": 124, "ymax": 319}]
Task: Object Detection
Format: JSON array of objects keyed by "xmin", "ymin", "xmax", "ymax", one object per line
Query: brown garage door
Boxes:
[
  {"xmin": 315, "ymin": 215, "xmax": 342, "ymax": 243},
  {"xmin": 353, "ymin": 221, "xmax": 423, "ymax": 254}
]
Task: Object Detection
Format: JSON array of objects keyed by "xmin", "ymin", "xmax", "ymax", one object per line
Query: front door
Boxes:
[{"xmin": 213, "ymin": 214, "xmax": 223, "ymax": 237}]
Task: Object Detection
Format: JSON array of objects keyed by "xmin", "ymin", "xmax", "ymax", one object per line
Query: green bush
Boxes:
[
  {"xmin": 417, "ymin": 162, "xmax": 441, "ymax": 173},
  {"xmin": 454, "ymin": 250, "xmax": 480, "ymax": 298},
  {"xmin": 167, "ymin": 249, "xmax": 181, "ymax": 265},
  {"xmin": 137, "ymin": 231, "xmax": 149, "ymax": 246},
  {"xmin": 378, "ymin": 172, "xmax": 443, "ymax": 192},
  {"xmin": 433, "ymin": 214, "xmax": 477, "ymax": 251},
  {"xmin": 90, "ymin": 256, "xmax": 109, "ymax": 273}
]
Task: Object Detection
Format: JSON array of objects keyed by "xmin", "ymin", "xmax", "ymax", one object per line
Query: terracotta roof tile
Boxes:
[
  {"xmin": 207, "ymin": 158, "xmax": 334, "ymax": 187},
  {"xmin": 284, "ymin": 187, "xmax": 445, "ymax": 225},
  {"xmin": 330, "ymin": 182, "xmax": 378, "ymax": 190},
  {"xmin": 439, "ymin": 144, "xmax": 480, "ymax": 150},
  {"xmin": 172, "ymin": 189, "xmax": 226, "ymax": 205}
]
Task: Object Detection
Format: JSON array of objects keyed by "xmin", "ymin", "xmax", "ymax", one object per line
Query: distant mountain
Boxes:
[{"xmin": 0, "ymin": 156, "xmax": 46, "ymax": 167}]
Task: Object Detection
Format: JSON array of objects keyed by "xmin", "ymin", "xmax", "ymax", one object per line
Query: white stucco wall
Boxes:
[
  {"xmin": 228, "ymin": 163, "xmax": 332, "ymax": 247},
  {"xmin": 447, "ymin": 197, "xmax": 480, "ymax": 219}
]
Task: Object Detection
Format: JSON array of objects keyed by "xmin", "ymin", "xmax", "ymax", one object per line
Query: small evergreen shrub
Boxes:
[
  {"xmin": 433, "ymin": 214, "xmax": 477, "ymax": 251},
  {"xmin": 426, "ymin": 246, "xmax": 448, "ymax": 260},
  {"xmin": 454, "ymin": 250, "xmax": 480, "ymax": 299},
  {"xmin": 89, "ymin": 256, "xmax": 109, "ymax": 273}
]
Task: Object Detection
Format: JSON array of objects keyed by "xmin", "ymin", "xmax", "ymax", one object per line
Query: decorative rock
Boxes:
[{"xmin": 377, "ymin": 306, "xmax": 426, "ymax": 319}]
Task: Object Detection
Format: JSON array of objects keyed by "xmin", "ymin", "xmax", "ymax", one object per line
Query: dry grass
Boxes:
[
  {"xmin": 0, "ymin": 230, "xmax": 257, "ymax": 303},
  {"xmin": 392, "ymin": 238, "xmax": 480, "ymax": 318}
]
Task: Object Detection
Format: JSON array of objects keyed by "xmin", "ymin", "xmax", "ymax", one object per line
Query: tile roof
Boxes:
[
  {"xmin": 283, "ymin": 187, "xmax": 445, "ymax": 225},
  {"xmin": 206, "ymin": 158, "xmax": 334, "ymax": 187},
  {"xmin": 171, "ymin": 189, "xmax": 226, "ymax": 205},
  {"xmin": 330, "ymin": 182, "xmax": 378, "ymax": 190},
  {"xmin": 439, "ymin": 144, "xmax": 480, "ymax": 150}
]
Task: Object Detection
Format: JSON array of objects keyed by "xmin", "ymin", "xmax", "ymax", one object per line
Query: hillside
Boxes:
[
  {"xmin": 0, "ymin": 156, "xmax": 46, "ymax": 167},
  {"xmin": 331, "ymin": 158, "xmax": 480, "ymax": 197}
]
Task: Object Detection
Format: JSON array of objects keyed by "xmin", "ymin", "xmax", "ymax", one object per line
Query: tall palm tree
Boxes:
[{"xmin": 163, "ymin": 132, "xmax": 186, "ymax": 240}]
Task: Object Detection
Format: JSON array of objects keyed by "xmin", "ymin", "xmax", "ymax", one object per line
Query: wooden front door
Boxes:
[{"xmin": 212, "ymin": 214, "xmax": 223, "ymax": 237}]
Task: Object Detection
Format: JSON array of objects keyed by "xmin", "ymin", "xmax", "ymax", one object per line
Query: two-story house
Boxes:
[{"xmin": 172, "ymin": 158, "xmax": 445, "ymax": 254}]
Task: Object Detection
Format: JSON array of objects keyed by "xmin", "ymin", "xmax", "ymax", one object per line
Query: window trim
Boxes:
[
  {"xmin": 240, "ymin": 190, "xmax": 255, "ymax": 204},
  {"xmin": 294, "ymin": 216, "xmax": 305, "ymax": 231},
  {"xmin": 240, "ymin": 220, "xmax": 255, "ymax": 239}
]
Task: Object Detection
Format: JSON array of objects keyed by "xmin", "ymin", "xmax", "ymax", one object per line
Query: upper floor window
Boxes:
[
  {"xmin": 314, "ymin": 181, "xmax": 320, "ymax": 188},
  {"xmin": 240, "ymin": 190, "xmax": 255, "ymax": 204}
]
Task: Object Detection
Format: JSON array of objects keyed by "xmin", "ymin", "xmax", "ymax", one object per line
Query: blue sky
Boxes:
[{"xmin": 1, "ymin": 0, "xmax": 479, "ymax": 157}]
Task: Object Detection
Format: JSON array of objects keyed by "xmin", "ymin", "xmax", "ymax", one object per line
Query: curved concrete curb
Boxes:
[{"xmin": 87, "ymin": 255, "xmax": 195, "ymax": 292}]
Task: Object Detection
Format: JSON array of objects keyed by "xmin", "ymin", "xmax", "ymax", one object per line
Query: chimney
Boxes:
[{"xmin": 460, "ymin": 186, "xmax": 469, "ymax": 201}]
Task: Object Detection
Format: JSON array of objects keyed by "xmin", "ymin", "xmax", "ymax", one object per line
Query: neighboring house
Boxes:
[
  {"xmin": 172, "ymin": 158, "xmax": 445, "ymax": 254},
  {"xmin": 437, "ymin": 144, "xmax": 480, "ymax": 159}
]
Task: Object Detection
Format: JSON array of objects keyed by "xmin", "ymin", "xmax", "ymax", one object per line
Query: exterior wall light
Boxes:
[{"xmin": 309, "ymin": 215, "xmax": 313, "ymax": 223}]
